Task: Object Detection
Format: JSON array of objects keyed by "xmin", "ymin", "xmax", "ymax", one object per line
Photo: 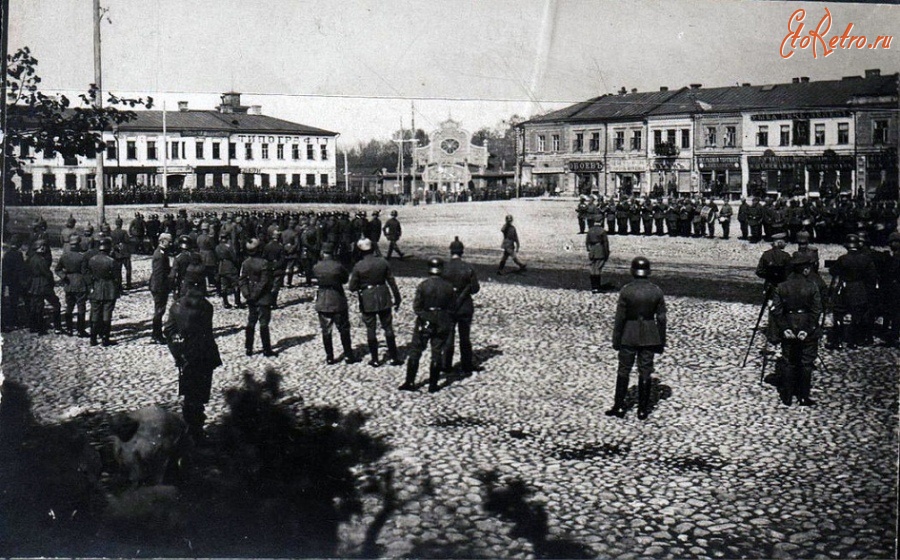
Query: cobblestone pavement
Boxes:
[{"xmin": 2, "ymin": 201, "xmax": 898, "ymax": 558}]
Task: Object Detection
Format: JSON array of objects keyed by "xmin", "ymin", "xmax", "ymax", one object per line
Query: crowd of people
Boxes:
[{"xmin": 575, "ymin": 194, "xmax": 899, "ymax": 246}]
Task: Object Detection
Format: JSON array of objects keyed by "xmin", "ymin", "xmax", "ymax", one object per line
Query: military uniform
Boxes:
[
  {"xmin": 755, "ymin": 237, "xmax": 792, "ymax": 289},
  {"xmin": 313, "ymin": 247, "xmax": 356, "ymax": 364},
  {"xmin": 1, "ymin": 239, "xmax": 27, "ymax": 332},
  {"xmin": 263, "ymin": 235, "xmax": 286, "ymax": 305},
  {"xmin": 240, "ymin": 245, "xmax": 278, "ymax": 357},
  {"xmin": 87, "ymin": 245, "xmax": 121, "ymax": 346},
  {"xmin": 498, "ymin": 218, "xmax": 526, "ymax": 274},
  {"xmin": 55, "ymin": 239, "xmax": 89, "ymax": 336},
  {"xmin": 150, "ymin": 240, "xmax": 172, "ymax": 343},
  {"xmin": 576, "ymin": 198, "xmax": 589, "ymax": 234},
  {"xmin": 828, "ymin": 239, "xmax": 878, "ymax": 349},
  {"xmin": 383, "ymin": 213, "xmax": 405, "ymax": 259},
  {"xmin": 585, "ymin": 222, "xmax": 610, "ymax": 293},
  {"xmin": 349, "ymin": 245, "xmax": 402, "ymax": 366},
  {"xmin": 718, "ymin": 201, "xmax": 733, "ymax": 239},
  {"xmin": 215, "ymin": 239, "xmax": 242, "ymax": 308},
  {"xmin": 441, "ymin": 239, "xmax": 481, "ymax": 374},
  {"xmin": 26, "ymin": 244, "xmax": 62, "ymax": 334},
  {"xmin": 746, "ymin": 201, "xmax": 763, "ymax": 243},
  {"xmin": 197, "ymin": 229, "xmax": 219, "ymax": 295},
  {"xmin": 400, "ymin": 261, "xmax": 456, "ymax": 393},
  {"xmin": 110, "ymin": 224, "xmax": 132, "ymax": 290}
]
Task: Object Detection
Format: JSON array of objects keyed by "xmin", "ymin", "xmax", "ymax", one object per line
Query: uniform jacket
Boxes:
[
  {"xmin": 263, "ymin": 240, "xmax": 285, "ymax": 271},
  {"xmin": 755, "ymin": 248, "xmax": 792, "ymax": 285},
  {"xmin": 501, "ymin": 223, "xmax": 519, "ymax": 251},
  {"xmin": 585, "ymin": 225, "xmax": 610, "ymax": 261},
  {"xmin": 215, "ymin": 242, "xmax": 240, "ymax": 277},
  {"xmin": 413, "ymin": 275, "xmax": 456, "ymax": 329},
  {"xmin": 197, "ymin": 233, "xmax": 218, "ymax": 267},
  {"xmin": 442, "ymin": 257, "xmax": 480, "ymax": 317},
  {"xmin": 719, "ymin": 203, "xmax": 733, "ymax": 220},
  {"xmin": 367, "ymin": 218, "xmax": 383, "ymax": 242},
  {"xmin": 55, "ymin": 250, "xmax": 88, "ymax": 293},
  {"xmin": 830, "ymin": 250, "xmax": 877, "ymax": 307},
  {"xmin": 771, "ymin": 273, "xmax": 823, "ymax": 340},
  {"xmin": 746, "ymin": 204, "xmax": 763, "ymax": 226},
  {"xmin": 239, "ymin": 255, "xmax": 274, "ymax": 305},
  {"xmin": 87, "ymin": 252, "xmax": 120, "ymax": 301},
  {"xmin": 349, "ymin": 254, "xmax": 401, "ymax": 313},
  {"xmin": 111, "ymin": 228, "xmax": 131, "ymax": 258},
  {"xmin": 150, "ymin": 247, "xmax": 172, "ymax": 295},
  {"xmin": 164, "ymin": 295, "xmax": 222, "ymax": 372},
  {"xmin": 612, "ymin": 278, "xmax": 667, "ymax": 350},
  {"xmin": 383, "ymin": 218, "xmax": 402, "ymax": 241},
  {"xmin": 313, "ymin": 257, "xmax": 350, "ymax": 313},
  {"xmin": 2, "ymin": 246, "xmax": 27, "ymax": 296},
  {"xmin": 26, "ymin": 253, "xmax": 55, "ymax": 296},
  {"xmin": 171, "ymin": 251, "xmax": 194, "ymax": 291}
]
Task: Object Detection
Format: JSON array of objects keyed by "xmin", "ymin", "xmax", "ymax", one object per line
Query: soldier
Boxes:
[
  {"xmin": 196, "ymin": 223, "xmax": 219, "ymax": 296},
  {"xmin": 215, "ymin": 234, "xmax": 243, "ymax": 309},
  {"xmin": 348, "ymin": 238, "xmax": 403, "ymax": 367},
  {"xmin": 383, "ymin": 210, "xmax": 406, "ymax": 260},
  {"xmin": 312, "ymin": 242, "xmax": 357, "ymax": 365},
  {"xmin": 606, "ymin": 256, "xmax": 667, "ymax": 420},
  {"xmin": 640, "ymin": 199, "xmax": 653, "ymax": 235},
  {"xmin": 827, "ymin": 234, "xmax": 877, "ymax": 350},
  {"xmin": 770, "ymin": 254, "xmax": 823, "ymax": 406},
  {"xmin": 164, "ymin": 279, "xmax": 222, "ymax": 442},
  {"xmin": 26, "ymin": 240, "xmax": 62, "ymax": 335},
  {"xmin": 628, "ymin": 198, "xmax": 642, "ymax": 235},
  {"xmin": 746, "ymin": 198, "xmax": 764, "ymax": 243},
  {"xmin": 615, "ymin": 198, "xmax": 629, "ymax": 235},
  {"xmin": 149, "ymin": 233, "xmax": 173, "ymax": 344},
  {"xmin": 498, "ymin": 215, "xmax": 526, "ymax": 275},
  {"xmin": 755, "ymin": 233, "xmax": 792, "ymax": 291},
  {"xmin": 55, "ymin": 235, "xmax": 89, "ymax": 337},
  {"xmin": 576, "ymin": 195, "xmax": 589, "ymax": 234},
  {"xmin": 367, "ymin": 209, "xmax": 383, "ymax": 255},
  {"xmin": 793, "ymin": 231, "xmax": 825, "ymax": 296},
  {"xmin": 718, "ymin": 199, "xmax": 733, "ymax": 240},
  {"xmin": 664, "ymin": 201, "xmax": 679, "ymax": 238},
  {"xmin": 281, "ymin": 218, "xmax": 300, "ymax": 288},
  {"xmin": 263, "ymin": 229, "xmax": 286, "ymax": 307},
  {"xmin": 170, "ymin": 235, "xmax": 195, "ymax": 298},
  {"xmin": 398, "ymin": 257, "xmax": 456, "ymax": 393},
  {"xmin": 441, "ymin": 237, "xmax": 481, "ymax": 375},
  {"xmin": 586, "ymin": 219, "xmax": 610, "ymax": 294},
  {"xmin": 301, "ymin": 218, "xmax": 321, "ymax": 284},
  {"xmin": 110, "ymin": 217, "xmax": 132, "ymax": 291},
  {"xmin": 704, "ymin": 198, "xmax": 718, "ymax": 239},
  {"xmin": 2, "ymin": 234, "xmax": 27, "ymax": 332},
  {"xmin": 881, "ymin": 232, "xmax": 900, "ymax": 347},
  {"xmin": 652, "ymin": 199, "xmax": 666, "ymax": 236},
  {"xmin": 146, "ymin": 213, "xmax": 162, "ymax": 250},
  {"xmin": 87, "ymin": 238, "xmax": 121, "ymax": 347},
  {"xmin": 604, "ymin": 198, "xmax": 617, "ymax": 235},
  {"xmin": 128, "ymin": 212, "xmax": 146, "ymax": 255},
  {"xmin": 59, "ymin": 215, "xmax": 77, "ymax": 252},
  {"xmin": 239, "ymin": 238, "xmax": 278, "ymax": 357}
]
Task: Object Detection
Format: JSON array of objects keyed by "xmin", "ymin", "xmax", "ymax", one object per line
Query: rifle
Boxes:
[{"xmin": 741, "ymin": 284, "xmax": 775, "ymax": 368}]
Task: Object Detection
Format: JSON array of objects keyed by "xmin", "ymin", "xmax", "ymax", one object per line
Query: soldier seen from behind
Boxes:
[
  {"xmin": 399, "ymin": 257, "xmax": 456, "ymax": 393},
  {"xmin": 87, "ymin": 238, "xmax": 121, "ymax": 346},
  {"xmin": 441, "ymin": 237, "xmax": 482, "ymax": 375},
  {"xmin": 55, "ymin": 235, "xmax": 89, "ymax": 337},
  {"xmin": 827, "ymin": 234, "xmax": 878, "ymax": 350},
  {"xmin": 149, "ymin": 233, "xmax": 173, "ymax": 344},
  {"xmin": 2, "ymin": 234, "xmax": 27, "ymax": 332},
  {"xmin": 110, "ymin": 216, "xmax": 132, "ymax": 291},
  {"xmin": 215, "ymin": 233, "xmax": 243, "ymax": 309},
  {"xmin": 498, "ymin": 214, "xmax": 526, "ymax": 275},
  {"xmin": 240, "ymin": 238, "xmax": 278, "ymax": 357},
  {"xmin": 349, "ymin": 238, "xmax": 403, "ymax": 367},
  {"xmin": 312, "ymin": 242, "xmax": 357, "ymax": 365},
  {"xmin": 26, "ymin": 240, "xmax": 62, "ymax": 335},
  {"xmin": 755, "ymin": 233, "xmax": 791, "ymax": 292},
  {"xmin": 586, "ymin": 219, "xmax": 610, "ymax": 294},
  {"xmin": 606, "ymin": 256, "xmax": 667, "ymax": 420}
]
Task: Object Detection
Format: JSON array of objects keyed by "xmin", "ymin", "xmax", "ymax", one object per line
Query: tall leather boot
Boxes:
[
  {"xmin": 245, "ymin": 325, "xmax": 255, "ymax": 356},
  {"xmin": 102, "ymin": 321, "xmax": 117, "ymax": 346},
  {"xmin": 151, "ymin": 316, "xmax": 164, "ymax": 343},
  {"xmin": 590, "ymin": 275, "xmax": 600, "ymax": 293},
  {"xmin": 261, "ymin": 326, "xmax": 278, "ymax": 357},
  {"xmin": 386, "ymin": 334, "xmax": 402, "ymax": 366},
  {"xmin": 637, "ymin": 377, "xmax": 651, "ymax": 419},
  {"xmin": 222, "ymin": 295, "xmax": 232, "ymax": 309},
  {"xmin": 367, "ymin": 338, "xmax": 380, "ymax": 367},
  {"xmin": 399, "ymin": 359, "xmax": 418, "ymax": 391},
  {"xmin": 76, "ymin": 314, "xmax": 89, "ymax": 337},
  {"xmin": 428, "ymin": 362, "xmax": 441, "ymax": 393},
  {"xmin": 605, "ymin": 374, "xmax": 629, "ymax": 417},
  {"xmin": 235, "ymin": 291, "xmax": 245, "ymax": 309},
  {"xmin": 64, "ymin": 310, "xmax": 74, "ymax": 336},
  {"xmin": 323, "ymin": 333, "xmax": 336, "ymax": 364},
  {"xmin": 53, "ymin": 309, "xmax": 62, "ymax": 334},
  {"xmin": 340, "ymin": 330, "xmax": 357, "ymax": 363},
  {"xmin": 90, "ymin": 320, "xmax": 100, "ymax": 346}
]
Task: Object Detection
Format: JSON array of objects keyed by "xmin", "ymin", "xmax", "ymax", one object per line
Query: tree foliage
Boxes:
[{"xmin": 4, "ymin": 47, "xmax": 153, "ymax": 180}]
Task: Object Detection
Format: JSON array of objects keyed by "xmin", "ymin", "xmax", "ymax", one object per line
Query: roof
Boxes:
[{"xmin": 525, "ymin": 90, "xmax": 681, "ymax": 124}]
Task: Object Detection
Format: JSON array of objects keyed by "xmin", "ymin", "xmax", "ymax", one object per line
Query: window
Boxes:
[
  {"xmin": 307, "ymin": 144, "xmax": 315, "ymax": 160},
  {"xmin": 681, "ymin": 129, "xmax": 690, "ymax": 149},
  {"xmin": 814, "ymin": 124, "xmax": 825, "ymax": 146},
  {"xmin": 194, "ymin": 141, "xmax": 203, "ymax": 159},
  {"xmin": 793, "ymin": 120, "xmax": 810, "ymax": 145},
  {"xmin": 228, "ymin": 143, "xmax": 236, "ymax": 159},
  {"xmin": 244, "ymin": 143, "xmax": 253, "ymax": 160},
  {"xmin": 63, "ymin": 155, "xmax": 78, "ymax": 166},
  {"xmin": 724, "ymin": 126, "xmax": 736, "ymax": 148},
  {"xmin": 148, "ymin": 141, "xmax": 157, "ymax": 160},
  {"xmin": 261, "ymin": 143, "xmax": 269, "ymax": 159},
  {"xmin": 106, "ymin": 140, "xmax": 117, "ymax": 160},
  {"xmin": 551, "ymin": 134, "xmax": 560, "ymax": 151},
  {"xmin": 277, "ymin": 144, "xmax": 284, "ymax": 160},
  {"xmin": 321, "ymin": 174, "xmax": 329, "ymax": 186},
  {"xmin": 667, "ymin": 129, "xmax": 676, "ymax": 146},
  {"xmin": 276, "ymin": 174, "xmax": 286, "ymax": 186},
  {"xmin": 780, "ymin": 125, "xmax": 791, "ymax": 146},
  {"xmin": 837, "ymin": 122, "xmax": 849, "ymax": 145},
  {"xmin": 291, "ymin": 173, "xmax": 301, "ymax": 186},
  {"xmin": 43, "ymin": 173, "xmax": 56, "ymax": 190},
  {"xmin": 589, "ymin": 132, "xmax": 600, "ymax": 152},
  {"xmin": 292, "ymin": 144, "xmax": 300, "ymax": 160},
  {"xmin": 631, "ymin": 130, "xmax": 642, "ymax": 151},
  {"xmin": 19, "ymin": 141, "xmax": 30, "ymax": 157},
  {"xmin": 21, "ymin": 173, "xmax": 33, "ymax": 192},
  {"xmin": 320, "ymin": 144, "xmax": 328, "ymax": 160},
  {"xmin": 874, "ymin": 120, "xmax": 889, "ymax": 145},
  {"xmin": 126, "ymin": 141, "xmax": 137, "ymax": 160},
  {"xmin": 574, "ymin": 133, "xmax": 584, "ymax": 152},
  {"xmin": 170, "ymin": 142, "xmax": 180, "ymax": 160},
  {"xmin": 212, "ymin": 142, "xmax": 221, "ymax": 160},
  {"xmin": 706, "ymin": 127, "xmax": 717, "ymax": 147},
  {"xmin": 756, "ymin": 126, "xmax": 769, "ymax": 147},
  {"xmin": 614, "ymin": 130, "xmax": 625, "ymax": 151},
  {"xmin": 536, "ymin": 135, "xmax": 546, "ymax": 152},
  {"xmin": 654, "ymin": 130, "xmax": 662, "ymax": 148},
  {"xmin": 65, "ymin": 174, "xmax": 77, "ymax": 190},
  {"xmin": 306, "ymin": 173, "xmax": 315, "ymax": 186},
  {"xmin": 260, "ymin": 174, "xmax": 270, "ymax": 188}
]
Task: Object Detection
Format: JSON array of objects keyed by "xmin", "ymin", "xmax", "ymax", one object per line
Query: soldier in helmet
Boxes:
[
  {"xmin": 55, "ymin": 234, "xmax": 89, "ymax": 337},
  {"xmin": 826, "ymin": 234, "xmax": 877, "ymax": 350},
  {"xmin": 367, "ymin": 210, "xmax": 383, "ymax": 255},
  {"xmin": 881, "ymin": 232, "xmax": 900, "ymax": 347},
  {"xmin": 239, "ymin": 238, "xmax": 278, "ymax": 357},
  {"xmin": 128, "ymin": 212, "xmax": 146, "ymax": 255},
  {"xmin": 26, "ymin": 240, "xmax": 62, "ymax": 335},
  {"xmin": 87, "ymin": 237, "xmax": 121, "ymax": 346},
  {"xmin": 171, "ymin": 235, "xmax": 196, "ymax": 298},
  {"xmin": 383, "ymin": 209, "xmax": 406, "ymax": 260},
  {"xmin": 60, "ymin": 215, "xmax": 77, "ymax": 253},
  {"xmin": 111, "ymin": 216, "xmax": 132, "ymax": 291},
  {"xmin": 755, "ymin": 233, "xmax": 791, "ymax": 291},
  {"xmin": 498, "ymin": 215, "xmax": 526, "ymax": 275},
  {"xmin": 586, "ymin": 218, "xmax": 610, "ymax": 293},
  {"xmin": 263, "ymin": 229, "xmax": 286, "ymax": 307},
  {"xmin": 441, "ymin": 237, "xmax": 481, "ymax": 375},
  {"xmin": 606, "ymin": 256, "xmax": 667, "ymax": 420},
  {"xmin": 399, "ymin": 257, "xmax": 456, "ymax": 393},
  {"xmin": 312, "ymin": 242, "xmax": 357, "ymax": 365},
  {"xmin": 149, "ymin": 233, "xmax": 173, "ymax": 344},
  {"xmin": 196, "ymin": 222, "xmax": 219, "ymax": 296},
  {"xmin": 576, "ymin": 195, "xmax": 589, "ymax": 234},
  {"xmin": 349, "ymin": 237, "xmax": 403, "ymax": 367},
  {"xmin": 215, "ymin": 233, "xmax": 243, "ymax": 309}
]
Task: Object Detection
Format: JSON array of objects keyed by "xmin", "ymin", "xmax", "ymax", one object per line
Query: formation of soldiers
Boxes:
[{"xmin": 576, "ymin": 194, "xmax": 899, "ymax": 245}]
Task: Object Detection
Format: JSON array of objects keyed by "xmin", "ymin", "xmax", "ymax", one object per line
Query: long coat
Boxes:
[
  {"xmin": 239, "ymin": 255, "xmax": 274, "ymax": 305},
  {"xmin": 442, "ymin": 257, "xmax": 480, "ymax": 317},
  {"xmin": 164, "ymin": 294, "xmax": 222, "ymax": 402},
  {"xmin": 150, "ymin": 247, "xmax": 172, "ymax": 295},
  {"xmin": 612, "ymin": 278, "xmax": 667, "ymax": 349},
  {"xmin": 313, "ymin": 257, "xmax": 350, "ymax": 313}
]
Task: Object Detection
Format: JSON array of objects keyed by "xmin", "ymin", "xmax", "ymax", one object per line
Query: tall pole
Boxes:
[
  {"xmin": 1, "ymin": 0, "xmax": 10, "ymax": 224},
  {"xmin": 410, "ymin": 101, "xmax": 415, "ymax": 195},
  {"xmin": 343, "ymin": 148, "xmax": 349, "ymax": 193},
  {"xmin": 162, "ymin": 100, "xmax": 168, "ymax": 207},
  {"xmin": 93, "ymin": 0, "xmax": 105, "ymax": 224},
  {"xmin": 398, "ymin": 116, "xmax": 404, "ymax": 197}
]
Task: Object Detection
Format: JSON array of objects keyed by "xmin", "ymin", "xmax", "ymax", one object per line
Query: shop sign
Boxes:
[
  {"xmin": 751, "ymin": 110, "xmax": 851, "ymax": 121},
  {"xmin": 159, "ymin": 166, "xmax": 192, "ymax": 174},
  {"xmin": 697, "ymin": 156, "xmax": 741, "ymax": 170},
  {"xmin": 865, "ymin": 151, "xmax": 898, "ymax": 169},
  {"xmin": 652, "ymin": 160, "xmax": 690, "ymax": 171},
  {"xmin": 567, "ymin": 160, "xmax": 604, "ymax": 172},
  {"xmin": 242, "ymin": 167, "xmax": 262, "ymax": 174},
  {"xmin": 607, "ymin": 159, "xmax": 647, "ymax": 173},
  {"xmin": 748, "ymin": 154, "xmax": 853, "ymax": 171}
]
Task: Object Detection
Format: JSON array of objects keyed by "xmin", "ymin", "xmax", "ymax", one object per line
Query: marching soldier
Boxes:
[
  {"xmin": 164, "ymin": 279, "xmax": 222, "ymax": 442},
  {"xmin": 755, "ymin": 233, "xmax": 791, "ymax": 291},
  {"xmin": 383, "ymin": 210, "xmax": 406, "ymax": 260},
  {"xmin": 586, "ymin": 219, "xmax": 610, "ymax": 293},
  {"xmin": 312, "ymin": 242, "xmax": 357, "ymax": 365},
  {"xmin": 196, "ymin": 223, "xmax": 219, "ymax": 296},
  {"xmin": 26, "ymin": 240, "xmax": 62, "ymax": 335},
  {"xmin": 55, "ymin": 235, "xmax": 89, "ymax": 337},
  {"xmin": 441, "ymin": 237, "xmax": 481, "ymax": 375},
  {"xmin": 240, "ymin": 238, "xmax": 278, "ymax": 357},
  {"xmin": 349, "ymin": 238, "xmax": 403, "ymax": 367},
  {"xmin": 770, "ymin": 254, "xmax": 822, "ymax": 407},
  {"xmin": 87, "ymin": 238, "xmax": 121, "ymax": 346},
  {"xmin": 606, "ymin": 256, "xmax": 667, "ymax": 420},
  {"xmin": 399, "ymin": 257, "xmax": 456, "ymax": 393},
  {"xmin": 110, "ymin": 217, "xmax": 132, "ymax": 291},
  {"xmin": 149, "ymin": 233, "xmax": 173, "ymax": 344},
  {"xmin": 498, "ymin": 215, "xmax": 526, "ymax": 275},
  {"xmin": 215, "ymin": 234, "xmax": 243, "ymax": 308}
]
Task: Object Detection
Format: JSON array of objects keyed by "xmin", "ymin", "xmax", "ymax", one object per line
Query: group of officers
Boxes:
[
  {"xmin": 754, "ymin": 227, "xmax": 900, "ymax": 406},
  {"xmin": 576, "ymin": 194, "xmax": 899, "ymax": 246}
]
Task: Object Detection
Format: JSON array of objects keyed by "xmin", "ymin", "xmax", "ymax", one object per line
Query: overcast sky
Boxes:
[{"xmin": 8, "ymin": 0, "xmax": 900, "ymax": 146}]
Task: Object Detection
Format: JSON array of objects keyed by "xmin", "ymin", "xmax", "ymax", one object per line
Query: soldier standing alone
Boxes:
[
  {"xmin": 149, "ymin": 233, "xmax": 173, "ymax": 344},
  {"xmin": 586, "ymin": 220, "xmax": 610, "ymax": 293},
  {"xmin": 441, "ymin": 237, "xmax": 481, "ymax": 374},
  {"xmin": 498, "ymin": 215, "xmax": 526, "ymax": 275},
  {"xmin": 240, "ymin": 238, "xmax": 278, "ymax": 357},
  {"xmin": 383, "ymin": 210, "xmax": 406, "ymax": 260}
]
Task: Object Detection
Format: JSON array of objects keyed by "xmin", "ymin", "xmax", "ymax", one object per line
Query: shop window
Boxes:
[
  {"xmin": 106, "ymin": 141, "xmax": 117, "ymax": 160},
  {"xmin": 837, "ymin": 123, "xmax": 849, "ymax": 145},
  {"xmin": 277, "ymin": 144, "xmax": 284, "ymax": 160},
  {"xmin": 614, "ymin": 130, "xmax": 625, "ymax": 151},
  {"xmin": 127, "ymin": 141, "xmax": 137, "ymax": 160},
  {"xmin": 196, "ymin": 141, "xmax": 204, "ymax": 159},
  {"xmin": 873, "ymin": 120, "xmax": 888, "ymax": 145},
  {"xmin": 536, "ymin": 135, "xmax": 546, "ymax": 152},
  {"xmin": 551, "ymin": 134, "xmax": 560, "ymax": 151},
  {"xmin": 756, "ymin": 126, "xmax": 768, "ymax": 147},
  {"xmin": 706, "ymin": 127, "xmax": 716, "ymax": 147},
  {"xmin": 212, "ymin": 142, "xmax": 221, "ymax": 160},
  {"xmin": 780, "ymin": 125, "xmax": 790, "ymax": 146},
  {"xmin": 631, "ymin": 130, "xmax": 642, "ymax": 151},
  {"xmin": 148, "ymin": 141, "xmax": 157, "ymax": 160},
  {"xmin": 814, "ymin": 124, "xmax": 825, "ymax": 146},
  {"xmin": 589, "ymin": 132, "xmax": 600, "ymax": 152},
  {"xmin": 261, "ymin": 143, "xmax": 269, "ymax": 159},
  {"xmin": 574, "ymin": 133, "xmax": 583, "ymax": 152},
  {"xmin": 681, "ymin": 130, "xmax": 690, "ymax": 149},
  {"xmin": 243, "ymin": 173, "xmax": 255, "ymax": 187},
  {"xmin": 724, "ymin": 126, "xmax": 736, "ymax": 148}
]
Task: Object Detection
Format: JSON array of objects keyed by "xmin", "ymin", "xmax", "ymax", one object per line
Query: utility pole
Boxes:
[
  {"xmin": 93, "ymin": 0, "xmax": 105, "ymax": 224},
  {"xmin": 343, "ymin": 148, "xmax": 350, "ymax": 193},
  {"xmin": 410, "ymin": 101, "xmax": 415, "ymax": 196},
  {"xmin": 1, "ymin": 0, "xmax": 10, "ymax": 224}
]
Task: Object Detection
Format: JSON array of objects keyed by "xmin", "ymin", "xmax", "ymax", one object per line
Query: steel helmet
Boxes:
[
  {"xmin": 98, "ymin": 237, "xmax": 113, "ymax": 252},
  {"xmin": 177, "ymin": 235, "xmax": 193, "ymax": 250},
  {"xmin": 427, "ymin": 256, "xmax": 444, "ymax": 275},
  {"xmin": 631, "ymin": 256, "xmax": 651, "ymax": 278}
]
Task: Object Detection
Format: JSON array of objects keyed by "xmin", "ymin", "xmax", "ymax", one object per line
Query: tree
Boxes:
[
  {"xmin": 3, "ymin": 47, "xmax": 152, "ymax": 190},
  {"xmin": 471, "ymin": 115, "xmax": 523, "ymax": 171}
]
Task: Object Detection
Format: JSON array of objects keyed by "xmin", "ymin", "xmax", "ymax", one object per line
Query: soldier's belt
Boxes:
[
  {"xmin": 361, "ymin": 284, "xmax": 384, "ymax": 290},
  {"xmin": 786, "ymin": 309, "xmax": 811, "ymax": 314}
]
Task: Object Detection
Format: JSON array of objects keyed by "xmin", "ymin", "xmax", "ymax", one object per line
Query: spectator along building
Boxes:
[
  {"xmin": 519, "ymin": 69, "xmax": 898, "ymax": 200},
  {"xmin": 11, "ymin": 92, "xmax": 338, "ymax": 194}
]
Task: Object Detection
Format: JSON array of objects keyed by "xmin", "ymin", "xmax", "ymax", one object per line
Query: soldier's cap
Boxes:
[
  {"xmin": 505, "ymin": 214, "xmax": 514, "ymax": 222},
  {"xmin": 449, "ymin": 236, "xmax": 464, "ymax": 255},
  {"xmin": 427, "ymin": 256, "xmax": 444, "ymax": 274},
  {"xmin": 69, "ymin": 234, "xmax": 81, "ymax": 246},
  {"xmin": 321, "ymin": 242, "xmax": 335, "ymax": 254},
  {"xmin": 796, "ymin": 231, "xmax": 811, "ymax": 243},
  {"xmin": 177, "ymin": 235, "xmax": 193, "ymax": 249},
  {"xmin": 158, "ymin": 233, "xmax": 173, "ymax": 244},
  {"xmin": 888, "ymin": 231, "xmax": 900, "ymax": 243},
  {"xmin": 771, "ymin": 233, "xmax": 786, "ymax": 241},
  {"xmin": 390, "ymin": 210, "xmax": 398, "ymax": 217},
  {"xmin": 372, "ymin": 210, "xmax": 380, "ymax": 216},
  {"xmin": 246, "ymin": 238, "xmax": 261, "ymax": 253},
  {"xmin": 357, "ymin": 238, "xmax": 373, "ymax": 252}
]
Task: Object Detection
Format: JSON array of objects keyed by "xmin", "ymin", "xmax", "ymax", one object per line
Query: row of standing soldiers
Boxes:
[{"xmin": 577, "ymin": 195, "xmax": 734, "ymax": 239}]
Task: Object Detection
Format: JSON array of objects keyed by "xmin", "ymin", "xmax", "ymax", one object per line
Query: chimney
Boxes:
[
  {"xmin": 660, "ymin": 86, "xmax": 668, "ymax": 92},
  {"xmin": 690, "ymin": 83, "xmax": 702, "ymax": 89},
  {"xmin": 792, "ymin": 77, "xmax": 800, "ymax": 83},
  {"xmin": 247, "ymin": 105, "xmax": 262, "ymax": 115},
  {"xmin": 865, "ymin": 69, "xmax": 881, "ymax": 78},
  {"xmin": 631, "ymin": 88, "xmax": 638, "ymax": 93},
  {"xmin": 218, "ymin": 92, "xmax": 242, "ymax": 113},
  {"xmin": 178, "ymin": 101, "xmax": 189, "ymax": 112},
  {"xmin": 800, "ymin": 77, "xmax": 810, "ymax": 83},
  {"xmin": 742, "ymin": 83, "xmax": 751, "ymax": 87},
  {"xmin": 618, "ymin": 87, "xmax": 627, "ymax": 95}
]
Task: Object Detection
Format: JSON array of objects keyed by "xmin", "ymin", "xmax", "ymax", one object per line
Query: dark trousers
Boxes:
[
  {"xmin": 361, "ymin": 309, "xmax": 398, "ymax": 361},
  {"xmin": 405, "ymin": 319, "xmax": 451, "ymax": 389},
  {"xmin": 246, "ymin": 302, "xmax": 273, "ymax": 353},
  {"xmin": 443, "ymin": 313, "xmax": 474, "ymax": 371},
  {"xmin": 498, "ymin": 248, "xmax": 524, "ymax": 271},
  {"xmin": 720, "ymin": 220, "xmax": 731, "ymax": 239},
  {"xmin": 30, "ymin": 291, "xmax": 61, "ymax": 332},
  {"xmin": 606, "ymin": 218, "xmax": 616, "ymax": 234},
  {"xmin": 64, "ymin": 292, "xmax": 87, "ymax": 333},
  {"xmin": 152, "ymin": 291, "xmax": 169, "ymax": 339},
  {"xmin": 578, "ymin": 217, "xmax": 587, "ymax": 233},
  {"xmin": 706, "ymin": 221, "xmax": 715, "ymax": 238},
  {"xmin": 386, "ymin": 239, "xmax": 404, "ymax": 259},
  {"xmin": 780, "ymin": 339, "xmax": 817, "ymax": 403},
  {"xmin": 629, "ymin": 219, "xmax": 641, "ymax": 235},
  {"xmin": 90, "ymin": 299, "xmax": 116, "ymax": 323},
  {"xmin": 616, "ymin": 218, "xmax": 628, "ymax": 234},
  {"xmin": 1, "ymin": 291, "xmax": 21, "ymax": 331},
  {"xmin": 749, "ymin": 224, "xmax": 763, "ymax": 243},
  {"xmin": 739, "ymin": 220, "xmax": 748, "ymax": 239},
  {"xmin": 614, "ymin": 346, "xmax": 655, "ymax": 410},
  {"xmin": 318, "ymin": 310, "xmax": 353, "ymax": 359},
  {"xmin": 654, "ymin": 219, "xmax": 665, "ymax": 236}
]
